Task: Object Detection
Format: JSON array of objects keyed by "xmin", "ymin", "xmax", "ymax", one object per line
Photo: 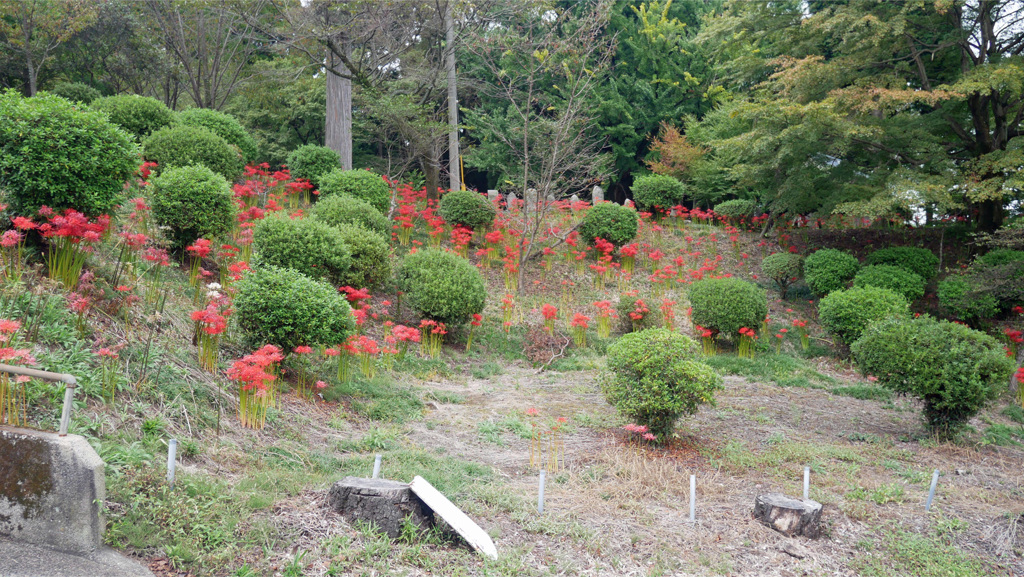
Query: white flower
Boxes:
[{"xmin": 207, "ymin": 282, "xmax": 222, "ymax": 290}]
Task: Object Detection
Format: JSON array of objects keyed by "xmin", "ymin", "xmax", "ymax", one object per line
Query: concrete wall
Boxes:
[{"xmin": 0, "ymin": 426, "xmax": 105, "ymax": 554}]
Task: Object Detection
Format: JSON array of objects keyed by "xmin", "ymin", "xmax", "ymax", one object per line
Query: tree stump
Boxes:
[
  {"xmin": 753, "ymin": 493, "xmax": 822, "ymax": 538},
  {"xmin": 327, "ymin": 477, "xmax": 432, "ymax": 538}
]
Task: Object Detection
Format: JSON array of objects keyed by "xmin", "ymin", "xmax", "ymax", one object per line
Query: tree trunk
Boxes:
[
  {"xmin": 976, "ymin": 198, "xmax": 1004, "ymax": 232},
  {"xmin": 326, "ymin": 33, "xmax": 353, "ymax": 169},
  {"xmin": 421, "ymin": 150, "xmax": 440, "ymax": 202},
  {"xmin": 25, "ymin": 53, "xmax": 37, "ymax": 97},
  {"xmin": 445, "ymin": 2, "xmax": 460, "ymax": 192}
]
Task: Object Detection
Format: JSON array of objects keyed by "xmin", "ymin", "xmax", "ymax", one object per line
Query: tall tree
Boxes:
[{"xmin": 0, "ymin": 0, "xmax": 98, "ymax": 95}]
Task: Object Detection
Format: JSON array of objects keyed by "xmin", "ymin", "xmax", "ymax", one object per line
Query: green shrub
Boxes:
[
  {"xmin": 235, "ymin": 265, "xmax": 355, "ymax": 351},
  {"xmin": 0, "ymin": 91, "xmax": 138, "ymax": 217},
  {"xmin": 91, "ymin": 94, "xmax": 173, "ymax": 140},
  {"xmin": 333, "ymin": 223, "xmax": 391, "ymax": 288},
  {"xmin": 438, "ymin": 190, "xmax": 496, "ymax": 229},
  {"xmin": 937, "ymin": 276, "xmax": 1001, "ymax": 321},
  {"xmin": 395, "ymin": 249, "xmax": 486, "ymax": 325},
  {"xmin": 851, "ymin": 316, "xmax": 1013, "ymax": 436},
  {"xmin": 252, "ymin": 214, "xmax": 352, "ymax": 285},
  {"xmin": 976, "ymin": 249, "xmax": 1024, "ymax": 267},
  {"xmin": 142, "ymin": 125, "xmax": 242, "ymax": 181},
  {"xmin": 175, "ymin": 108, "xmax": 258, "ymax": 162},
  {"xmin": 49, "ymin": 82, "xmax": 101, "ymax": 104},
  {"xmin": 688, "ymin": 277, "xmax": 768, "ymax": 337},
  {"xmin": 865, "ymin": 246, "xmax": 939, "ymax": 280},
  {"xmin": 285, "ymin": 144, "xmax": 340, "ymax": 190},
  {"xmin": 818, "ymin": 286, "xmax": 909, "ymax": 345},
  {"xmin": 319, "ymin": 168, "xmax": 391, "ymax": 215},
  {"xmin": 853, "ymin": 265, "xmax": 926, "ymax": 302},
  {"xmin": 713, "ymin": 199, "xmax": 756, "ymax": 221},
  {"xmin": 578, "ymin": 203, "xmax": 639, "ymax": 247},
  {"xmin": 616, "ymin": 294, "xmax": 662, "ymax": 333},
  {"xmin": 601, "ymin": 328, "xmax": 723, "ymax": 440},
  {"xmin": 630, "ymin": 174, "xmax": 686, "ymax": 216},
  {"xmin": 149, "ymin": 166, "xmax": 236, "ymax": 249},
  {"xmin": 803, "ymin": 248, "xmax": 860, "ymax": 296},
  {"xmin": 309, "ymin": 194, "xmax": 390, "ymax": 237},
  {"xmin": 760, "ymin": 252, "xmax": 804, "ymax": 299}
]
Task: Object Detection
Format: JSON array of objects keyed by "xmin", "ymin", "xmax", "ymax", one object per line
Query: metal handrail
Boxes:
[{"xmin": 0, "ymin": 363, "xmax": 77, "ymax": 436}]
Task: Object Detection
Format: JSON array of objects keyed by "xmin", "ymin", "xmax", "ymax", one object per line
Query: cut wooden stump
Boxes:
[
  {"xmin": 753, "ymin": 493, "xmax": 822, "ymax": 538},
  {"xmin": 326, "ymin": 477, "xmax": 431, "ymax": 538}
]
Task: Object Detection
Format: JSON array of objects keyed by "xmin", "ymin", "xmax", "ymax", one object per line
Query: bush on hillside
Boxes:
[
  {"xmin": 760, "ymin": 252, "xmax": 804, "ymax": 299},
  {"xmin": 817, "ymin": 286, "xmax": 909, "ymax": 345},
  {"xmin": 309, "ymin": 194, "xmax": 391, "ymax": 237},
  {"xmin": 853, "ymin": 265, "xmax": 926, "ymax": 302},
  {"xmin": 688, "ymin": 277, "xmax": 768, "ymax": 337},
  {"xmin": 332, "ymin": 223, "xmax": 391, "ymax": 288},
  {"xmin": 438, "ymin": 190, "xmax": 496, "ymax": 229},
  {"xmin": 601, "ymin": 329, "xmax": 723, "ymax": 441},
  {"xmin": 149, "ymin": 165, "xmax": 236, "ymax": 249},
  {"xmin": 578, "ymin": 203, "xmax": 639, "ymax": 247},
  {"xmin": 176, "ymin": 108, "xmax": 258, "ymax": 162},
  {"xmin": 143, "ymin": 125, "xmax": 242, "ymax": 181},
  {"xmin": 395, "ymin": 249, "xmax": 486, "ymax": 325},
  {"xmin": 713, "ymin": 199, "xmax": 756, "ymax": 222},
  {"xmin": 0, "ymin": 91, "xmax": 138, "ymax": 217},
  {"xmin": 49, "ymin": 82, "xmax": 101, "ymax": 104},
  {"xmin": 937, "ymin": 276, "xmax": 1001, "ymax": 321},
  {"xmin": 318, "ymin": 168, "xmax": 391, "ymax": 215},
  {"xmin": 803, "ymin": 248, "xmax": 860, "ymax": 296},
  {"xmin": 252, "ymin": 214, "xmax": 352, "ymax": 285},
  {"xmin": 865, "ymin": 246, "xmax": 939, "ymax": 280},
  {"xmin": 976, "ymin": 249, "xmax": 1024, "ymax": 267},
  {"xmin": 630, "ymin": 174, "xmax": 686, "ymax": 216},
  {"xmin": 91, "ymin": 94, "xmax": 173, "ymax": 140},
  {"xmin": 285, "ymin": 144, "xmax": 340, "ymax": 190}
]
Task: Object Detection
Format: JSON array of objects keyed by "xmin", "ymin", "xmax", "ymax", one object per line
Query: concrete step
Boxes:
[{"xmin": 0, "ymin": 538, "xmax": 153, "ymax": 577}]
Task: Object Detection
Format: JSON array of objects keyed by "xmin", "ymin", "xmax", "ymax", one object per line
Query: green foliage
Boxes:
[
  {"xmin": 318, "ymin": 168, "xmax": 391, "ymax": 215},
  {"xmin": 703, "ymin": 353, "xmax": 836, "ymax": 389},
  {"xmin": 438, "ymin": 190, "xmax": 496, "ymax": 229},
  {"xmin": 234, "ymin": 265, "xmax": 355, "ymax": 351},
  {"xmin": 803, "ymin": 248, "xmax": 860, "ymax": 297},
  {"xmin": 937, "ymin": 277, "xmax": 1001, "ymax": 321},
  {"xmin": 91, "ymin": 94, "xmax": 173, "ymax": 140},
  {"xmin": 976, "ymin": 249, "xmax": 1024, "ymax": 267},
  {"xmin": 818, "ymin": 286, "xmax": 910, "ymax": 345},
  {"xmin": 149, "ymin": 166, "xmax": 236, "ymax": 250},
  {"xmin": 142, "ymin": 125, "xmax": 242, "ymax": 181},
  {"xmin": 760, "ymin": 252, "xmax": 804, "ymax": 298},
  {"xmin": 49, "ymin": 81, "xmax": 101, "ymax": 104},
  {"xmin": 630, "ymin": 174, "xmax": 686, "ymax": 215},
  {"xmin": 395, "ymin": 249, "xmax": 486, "ymax": 325},
  {"xmin": 865, "ymin": 247, "xmax": 939, "ymax": 281},
  {"xmin": 176, "ymin": 108, "xmax": 258, "ymax": 162},
  {"xmin": 851, "ymin": 316, "xmax": 1013, "ymax": 436},
  {"xmin": 309, "ymin": 194, "xmax": 391, "ymax": 236},
  {"xmin": 578, "ymin": 202, "xmax": 639, "ymax": 247},
  {"xmin": 284, "ymin": 144, "xmax": 340, "ymax": 190},
  {"xmin": 687, "ymin": 277, "xmax": 768, "ymax": 337},
  {"xmin": 332, "ymin": 223, "xmax": 391, "ymax": 288},
  {"xmin": 252, "ymin": 214, "xmax": 352, "ymax": 285},
  {"xmin": 713, "ymin": 199, "xmax": 756, "ymax": 221},
  {"xmin": 325, "ymin": 375, "xmax": 423, "ymax": 423},
  {"xmin": 601, "ymin": 329, "xmax": 723, "ymax": 440},
  {"xmin": 853, "ymin": 265, "xmax": 926, "ymax": 302},
  {"xmin": 0, "ymin": 90, "xmax": 138, "ymax": 217}
]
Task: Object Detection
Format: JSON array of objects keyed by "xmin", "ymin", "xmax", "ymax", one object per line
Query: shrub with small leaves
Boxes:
[
  {"xmin": 803, "ymin": 248, "xmax": 860, "ymax": 296},
  {"xmin": 818, "ymin": 286, "xmax": 909, "ymax": 345},
  {"xmin": 865, "ymin": 246, "xmax": 939, "ymax": 281},
  {"xmin": 688, "ymin": 277, "xmax": 768, "ymax": 337},
  {"xmin": 630, "ymin": 174, "xmax": 686, "ymax": 216},
  {"xmin": 309, "ymin": 193, "xmax": 391, "ymax": 236},
  {"xmin": 616, "ymin": 294, "xmax": 661, "ymax": 333},
  {"xmin": 333, "ymin": 223, "xmax": 391, "ymax": 288},
  {"xmin": 713, "ymin": 199, "xmax": 756, "ymax": 222},
  {"xmin": 438, "ymin": 190, "xmax": 496, "ymax": 229},
  {"xmin": 318, "ymin": 168, "xmax": 391, "ymax": 214},
  {"xmin": 601, "ymin": 328, "xmax": 723, "ymax": 441},
  {"xmin": 578, "ymin": 203, "xmax": 639, "ymax": 247},
  {"xmin": 853, "ymin": 265, "xmax": 926, "ymax": 302},
  {"xmin": 285, "ymin": 144, "xmax": 340, "ymax": 190},
  {"xmin": 396, "ymin": 248, "xmax": 486, "ymax": 325},
  {"xmin": 91, "ymin": 94, "xmax": 173, "ymax": 140},
  {"xmin": 760, "ymin": 252, "xmax": 804, "ymax": 299},
  {"xmin": 976, "ymin": 249, "xmax": 1024, "ymax": 267},
  {"xmin": 252, "ymin": 213, "xmax": 352, "ymax": 285},
  {"xmin": 937, "ymin": 276, "xmax": 1001, "ymax": 321},
  {"xmin": 851, "ymin": 316, "xmax": 1013, "ymax": 436},
  {"xmin": 176, "ymin": 108, "xmax": 258, "ymax": 162},
  {"xmin": 49, "ymin": 82, "xmax": 101, "ymax": 104},
  {"xmin": 235, "ymin": 265, "xmax": 355, "ymax": 351},
  {"xmin": 143, "ymin": 125, "xmax": 242, "ymax": 181},
  {"xmin": 148, "ymin": 165, "xmax": 236, "ymax": 249}
]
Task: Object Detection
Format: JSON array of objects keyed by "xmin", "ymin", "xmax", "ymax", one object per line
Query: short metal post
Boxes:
[
  {"xmin": 58, "ymin": 383, "xmax": 75, "ymax": 436},
  {"xmin": 167, "ymin": 439, "xmax": 178, "ymax": 488},
  {"xmin": 372, "ymin": 454, "xmax": 382, "ymax": 479},
  {"xmin": 925, "ymin": 469, "xmax": 940, "ymax": 511},
  {"xmin": 538, "ymin": 470, "xmax": 546, "ymax": 514},
  {"xmin": 803, "ymin": 466, "xmax": 810, "ymax": 500},
  {"xmin": 689, "ymin": 475, "xmax": 696, "ymax": 522}
]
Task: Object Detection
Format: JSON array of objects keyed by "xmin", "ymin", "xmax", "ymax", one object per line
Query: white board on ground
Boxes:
[{"xmin": 409, "ymin": 475, "xmax": 498, "ymax": 560}]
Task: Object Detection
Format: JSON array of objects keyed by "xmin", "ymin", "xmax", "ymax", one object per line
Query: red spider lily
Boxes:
[
  {"xmin": 11, "ymin": 216, "xmax": 36, "ymax": 231},
  {"xmin": 1, "ymin": 230, "xmax": 21, "ymax": 248},
  {"xmin": 570, "ymin": 313, "xmax": 590, "ymax": 328},
  {"xmin": 541, "ymin": 304, "xmax": 558, "ymax": 320},
  {"xmin": 293, "ymin": 345, "xmax": 313, "ymax": 355},
  {"xmin": 187, "ymin": 238, "xmax": 213, "ymax": 259},
  {"xmin": 339, "ymin": 286, "xmax": 371, "ymax": 305}
]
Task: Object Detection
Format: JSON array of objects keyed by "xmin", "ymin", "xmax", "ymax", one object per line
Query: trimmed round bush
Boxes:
[
  {"xmin": 853, "ymin": 265, "xmax": 925, "ymax": 302},
  {"xmin": 865, "ymin": 246, "xmax": 939, "ymax": 280},
  {"xmin": 143, "ymin": 125, "xmax": 242, "ymax": 181},
  {"xmin": 0, "ymin": 91, "xmax": 138, "ymax": 217},
  {"xmin": 235, "ymin": 265, "xmax": 355, "ymax": 351},
  {"xmin": 91, "ymin": 94, "xmax": 173, "ymax": 140},
  {"xmin": 937, "ymin": 277, "xmax": 1000, "ymax": 321},
  {"xmin": 601, "ymin": 328, "xmax": 723, "ymax": 441},
  {"xmin": 319, "ymin": 168, "xmax": 391, "ymax": 215},
  {"xmin": 49, "ymin": 82, "xmax": 101, "ymax": 104},
  {"xmin": 616, "ymin": 294, "xmax": 662, "ymax": 333},
  {"xmin": 688, "ymin": 277, "xmax": 768, "ymax": 337},
  {"xmin": 149, "ymin": 165, "xmax": 236, "ymax": 249},
  {"xmin": 976, "ymin": 249, "xmax": 1024, "ymax": 267},
  {"xmin": 285, "ymin": 144, "xmax": 340, "ymax": 190},
  {"xmin": 578, "ymin": 203, "xmax": 639, "ymax": 247},
  {"xmin": 309, "ymin": 194, "xmax": 390, "ymax": 237},
  {"xmin": 333, "ymin": 223, "xmax": 391, "ymax": 288},
  {"xmin": 176, "ymin": 108, "xmax": 258, "ymax": 162},
  {"xmin": 395, "ymin": 249, "xmax": 486, "ymax": 325},
  {"xmin": 851, "ymin": 316, "xmax": 1013, "ymax": 436},
  {"xmin": 630, "ymin": 174, "xmax": 686, "ymax": 216},
  {"xmin": 803, "ymin": 248, "xmax": 860, "ymax": 297},
  {"xmin": 760, "ymin": 252, "xmax": 804, "ymax": 299},
  {"xmin": 713, "ymin": 199, "xmax": 756, "ymax": 221},
  {"xmin": 252, "ymin": 214, "xmax": 352, "ymax": 285},
  {"xmin": 817, "ymin": 286, "xmax": 909, "ymax": 345},
  {"xmin": 438, "ymin": 190, "xmax": 496, "ymax": 229}
]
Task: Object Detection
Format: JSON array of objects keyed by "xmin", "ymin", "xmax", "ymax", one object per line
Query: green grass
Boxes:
[
  {"xmin": 981, "ymin": 423, "xmax": 1024, "ymax": 446},
  {"xmin": 854, "ymin": 527, "xmax": 992, "ymax": 577},
  {"xmin": 322, "ymin": 375, "xmax": 423, "ymax": 423},
  {"xmin": 830, "ymin": 385, "xmax": 893, "ymax": 402},
  {"xmin": 703, "ymin": 353, "xmax": 835, "ymax": 388},
  {"xmin": 1002, "ymin": 404, "xmax": 1024, "ymax": 425}
]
